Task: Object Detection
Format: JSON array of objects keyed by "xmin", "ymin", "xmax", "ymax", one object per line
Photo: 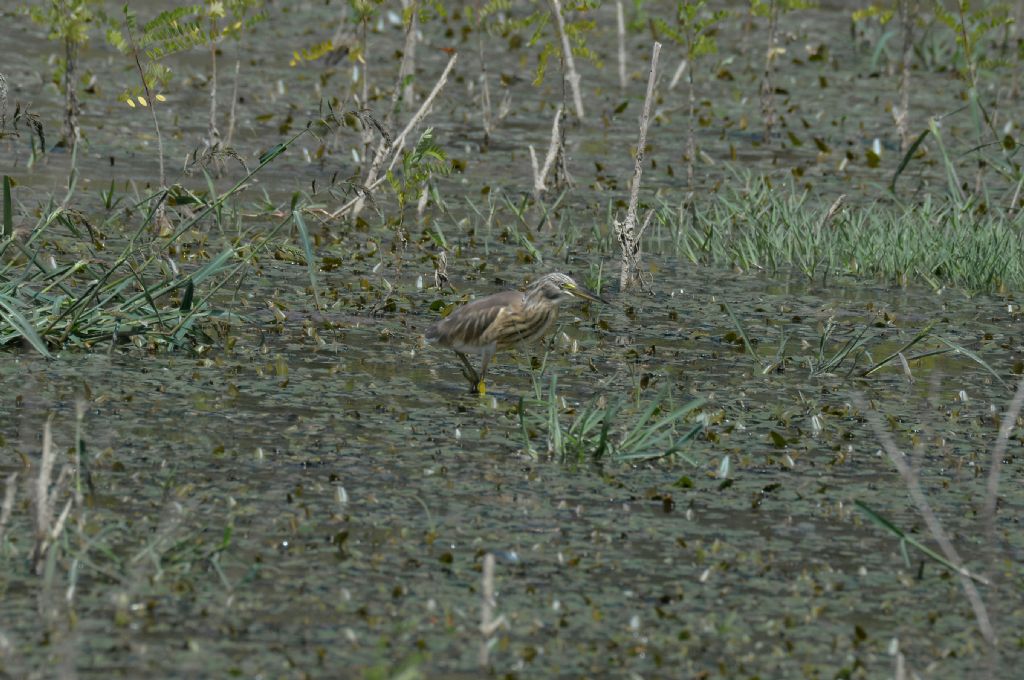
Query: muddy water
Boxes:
[{"xmin": 2, "ymin": 1, "xmax": 1023, "ymax": 678}]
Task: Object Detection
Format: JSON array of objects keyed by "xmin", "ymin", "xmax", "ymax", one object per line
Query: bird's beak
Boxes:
[{"xmin": 566, "ymin": 282, "xmax": 609, "ymax": 305}]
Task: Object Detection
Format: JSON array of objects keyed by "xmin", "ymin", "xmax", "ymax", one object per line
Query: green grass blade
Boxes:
[
  {"xmin": 862, "ymin": 321, "xmax": 935, "ymax": 377},
  {"xmin": 0, "ymin": 293, "xmax": 53, "ymax": 358},
  {"xmin": 723, "ymin": 301, "xmax": 763, "ymax": 365},
  {"xmin": 854, "ymin": 500, "xmax": 990, "ymax": 585},
  {"xmin": 935, "ymin": 335, "xmax": 1008, "ymax": 389},
  {"xmin": 293, "ymin": 209, "xmax": 322, "ymax": 310}
]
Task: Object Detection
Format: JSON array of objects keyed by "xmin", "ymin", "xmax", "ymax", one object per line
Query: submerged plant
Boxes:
[{"xmin": 520, "ymin": 374, "xmax": 706, "ymax": 465}]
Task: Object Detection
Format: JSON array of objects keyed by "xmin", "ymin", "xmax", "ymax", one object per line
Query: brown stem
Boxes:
[
  {"xmin": 894, "ymin": 0, "xmax": 913, "ymax": 151},
  {"xmin": 63, "ymin": 37, "xmax": 81, "ymax": 149},
  {"xmin": 760, "ymin": 0, "xmax": 778, "ymax": 143}
]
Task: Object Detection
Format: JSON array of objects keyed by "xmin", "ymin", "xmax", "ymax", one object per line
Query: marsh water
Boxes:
[{"xmin": 2, "ymin": 1, "xmax": 1024, "ymax": 678}]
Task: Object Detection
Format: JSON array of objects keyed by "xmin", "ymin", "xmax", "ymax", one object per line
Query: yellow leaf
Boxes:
[
  {"xmin": 155, "ymin": 94, "xmax": 167, "ymax": 102},
  {"xmin": 126, "ymin": 98, "xmax": 136, "ymax": 108},
  {"xmin": 137, "ymin": 96, "xmax": 148, "ymax": 107}
]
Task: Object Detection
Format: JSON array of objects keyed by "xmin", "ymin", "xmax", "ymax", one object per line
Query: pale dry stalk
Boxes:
[
  {"xmin": 207, "ymin": 19, "xmax": 221, "ymax": 152},
  {"xmin": 759, "ymin": 1, "xmax": 779, "ymax": 142},
  {"xmin": 615, "ymin": 42, "xmax": 660, "ymax": 292},
  {"xmin": 548, "ymin": 0, "xmax": 584, "ymax": 119},
  {"xmin": 31, "ymin": 416, "xmax": 74, "ymax": 575},
  {"xmin": 893, "ymin": 0, "xmax": 913, "ymax": 151},
  {"xmin": 531, "ymin": 105, "xmax": 563, "ymax": 197},
  {"xmin": 669, "ymin": 58, "xmax": 687, "ymax": 91},
  {"xmin": 63, "ymin": 37, "xmax": 81, "ymax": 149},
  {"xmin": 225, "ymin": 60, "xmax": 240, "ymax": 147},
  {"xmin": 616, "ymin": 0, "xmax": 627, "ymax": 90},
  {"xmin": 475, "ymin": 0, "xmax": 493, "ymax": 141},
  {"xmin": 478, "ymin": 553, "xmax": 506, "ymax": 667},
  {"xmin": 399, "ymin": 0, "xmax": 419, "ymax": 106},
  {"xmin": 0, "ymin": 72, "xmax": 8, "ymax": 131},
  {"xmin": 344, "ymin": 53, "xmax": 458, "ymax": 220},
  {"xmin": 0, "ymin": 472, "xmax": 17, "ymax": 545}
]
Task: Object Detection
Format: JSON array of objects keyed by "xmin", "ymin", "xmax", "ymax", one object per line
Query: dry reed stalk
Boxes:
[
  {"xmin": 345, "ymin": 52, "xmax": 458, "ymax": 220},
  {"xmin": 475, "ymin": 0, "xmax": 493, "ymax": 141},
  {"xmin": 669, "ymin": 58, "xmax": 687, "ymax": 91},
  {"xmin": 894, "ymin": 0, "xmax": 913, "ymax": 151},
  {"xmin": 616, "ymin": 0, "xmax": 627, "ymax": 90},
  {"xmin": 399, "ymin": 0, "xmax": 418, "ymax": 106},
  {"xmin": 615, "ymin": 42, "xmax": 660, "ymax": 292},
  {"xmin": 531, "ymin": 105, "xmax": 563, "ymax": 197},
  {"xmin": 63, "ymin": 38, "xmax": 81, "ymax": 149},
  {"xmin": 0, "ymin": 472, "xmax": 16, "ymax": 545},
  {"xmin": 207, "ymin": 24, "xmax": 221, "ymax": 152},
  {"xmin": 548, "ymin": 0, "xmax": 584, "ymax": 119},
  {"xmin": 478, "ymin": 553, "xmax": 506, "ymax": 667},
  {"xmin": 31, "ymin": 416, "xmax": 73, "ymax": 575},
  {"xmin": 814, "ymin": 194, "xmax": 846, "ymax": 241},
  {"xmin": 225, "ymin": 60, "xmax": 240, "ymax": 147},
  {"xmin": 0, "ymin": 72, "xmax": 9, "ymax": 132},
  {"xmin": 759, "ymin": 2, "xmax": 779, "ymax": 142},
  {"xmin": 854, "ymin": 395, "xmax": 997, "ymax": 649}
]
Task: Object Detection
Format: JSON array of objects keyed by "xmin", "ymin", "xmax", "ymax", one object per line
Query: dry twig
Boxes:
[{"xmin": 615, "ymin": 42, "xmax": 660, "ymax": 292}]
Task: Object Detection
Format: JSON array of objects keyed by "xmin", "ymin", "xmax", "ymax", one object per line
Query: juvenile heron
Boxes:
[{"xmin": 426, "ymin": 272, "xmax": 607, "ymax": 393}]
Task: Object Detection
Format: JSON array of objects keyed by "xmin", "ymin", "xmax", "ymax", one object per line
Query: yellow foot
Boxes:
[{"xmin": 477, "ymin": 380, "xmax": 487, "ymax": 395}]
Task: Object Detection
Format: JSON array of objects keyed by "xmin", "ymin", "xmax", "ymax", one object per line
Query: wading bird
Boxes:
[{"xmin": 426, "ymin": 272, "xmax": 607, "ymax": 394}]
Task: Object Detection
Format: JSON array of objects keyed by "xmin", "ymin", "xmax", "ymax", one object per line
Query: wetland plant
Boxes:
[
  {"xmin": 750, "ymin": 0, "xmax": 814, "ymax": 142},
  {"xmin": 0, "ymin": 115, "xmax": 348, "ymax": 353},
  {"xmin": 654, "ymin": 0, "xmax": 730, "ymax": 185},
  {"xmin": 26, "ymin": 0, "xmax": 103, "ymax": 150},
  {"xmin": 521, "ymin": 374, "xmax": 706, "ymax": 465}
]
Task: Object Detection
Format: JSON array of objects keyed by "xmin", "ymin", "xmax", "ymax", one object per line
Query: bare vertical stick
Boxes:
[
  {"xmin": 759, "ymin": 0, "xmax": 779, "ymax": 142},
  {"xmin": 0, "ymin": 472, "xmax": 16, "ymax": 545},
  {"xmin": 615, "ymin": 0, "xmax": 627, "ymax": 91},
  {"xmin": 31, "ymin": 416, "xmax": 73, "ymax": 575},
  {"xmin": 399, "ymin": 0, "xmax": 418, "ymax": 106},
  {"xmin": 669, "ymin": 58, "xmax": 687, "ymax": 91},
  {"xmin": 0, "ymin": 72, "xmax": 8, "ymax": 131},
  {"xmin": 534, "ymin": 105, "xmax": 563, "ymax": 197},
  {"xmin": 893, "ymin": 0, "xmax": 913, "ymax": 150},
  {"xmin": 615, "ymin": 42, "xmax": 660, "ymax": 292},
  {"xmin": 685, "ymin": 52, "xmax": 696, "ymax": 185},
  {"xmin": 63, "ymin": 37, "xmax": 81, "ymax": 149},
  {"xmin": 475, "ymin": 0, "xmax": 493, "ymax": 141},
  {"xmin": 225, "ymin": 60, "xmax": 240, "ymax": 148},
  {"xmin": 207, "ymin": 18, "xmax": 221, "ymax": 151},
  {"xmin": 548, "ymin": 0, "xmax": 584, "ymax": 119},
  {"xmin": 478, "ymin": 552, "xmax": 506, "ymax": 667}
]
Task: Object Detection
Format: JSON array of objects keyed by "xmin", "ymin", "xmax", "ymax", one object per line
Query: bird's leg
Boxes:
[
  {"xmin": 477, "ymin": 349, "xmax": 494, "ymax": 395},
  {"xmin": 455, "ymin": 351, "xmax": 480, "ymax": 390}
]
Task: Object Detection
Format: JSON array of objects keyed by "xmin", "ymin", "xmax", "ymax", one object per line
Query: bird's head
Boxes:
[{"xmin": 530, "ymin": 272, "xmax": 608, "ymax": 305}]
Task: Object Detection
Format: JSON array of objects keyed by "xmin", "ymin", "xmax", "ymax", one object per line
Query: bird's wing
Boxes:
[{"xmin": 427, "ymin": 290, "xmax": 524, "ymax": 349}]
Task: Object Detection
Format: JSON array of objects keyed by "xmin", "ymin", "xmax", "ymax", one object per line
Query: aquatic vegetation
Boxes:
[
  {"xmin": 521, "ymin": 373, "xmax": 706, "ymax": 465},
  {"xmin": 3, "ymin": 1, "xmax": 1024, "ymax": 677}
]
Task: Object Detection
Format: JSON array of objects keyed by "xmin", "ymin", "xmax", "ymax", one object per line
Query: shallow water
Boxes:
[{"xmin": 2, "ymin": 1, "xmax": 1023, "ymax": 678}]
